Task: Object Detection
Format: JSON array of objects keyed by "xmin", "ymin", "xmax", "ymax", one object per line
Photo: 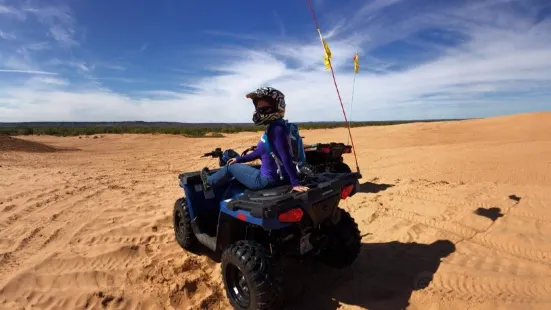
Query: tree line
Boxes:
[{"xmin": 0, "ymin": 120, "xmax": 457, "ymax": 137}]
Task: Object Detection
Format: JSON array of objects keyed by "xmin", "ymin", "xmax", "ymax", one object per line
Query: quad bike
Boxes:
[
  {"xmin": 241, "ymin": 142, "xmax": 354, "ymax": 174},
  {"xmin": 303, "ymin": 142, "xmax": 353, "ymax": 173},
  {"xmin": 173, "ymin": 147, "xmax": 362, "ymax": 310}
]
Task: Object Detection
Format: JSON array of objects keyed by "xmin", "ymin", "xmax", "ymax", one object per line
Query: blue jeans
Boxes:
[{"xmin": 207, "ymin": 164, "xmax": 280, "ymax": 191}]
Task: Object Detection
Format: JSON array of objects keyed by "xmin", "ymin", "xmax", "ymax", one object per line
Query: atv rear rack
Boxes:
[{"xmin": 179, "ymin": 169, "xmax": 360, "ymax": 223}]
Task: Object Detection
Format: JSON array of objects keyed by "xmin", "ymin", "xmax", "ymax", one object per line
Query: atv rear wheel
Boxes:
[
  {"xmin": 221, "ymin": 240, "xmax": 282, "ymax": 310},
  {"xmin": 318, "ymin": 208, "xmax": 361, "ymax": 269},
  {"xmin": 332, "ymin": 162, "xmax": 352, "ymax": 173},
  {"xmin": 173, "ymin": 197, "xmax": 197, "ymax": 250}
]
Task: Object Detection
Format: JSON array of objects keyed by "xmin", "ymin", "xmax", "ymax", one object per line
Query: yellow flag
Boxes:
[
  {"xmin": 353, "ymin": 53, "xmax": 359, "ymax": 74},
  {"xmin": 317, "ymin": 29, "xmax": 332, "ymax": 70}
]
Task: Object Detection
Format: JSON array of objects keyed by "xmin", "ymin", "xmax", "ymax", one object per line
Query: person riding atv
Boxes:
[
  {"xmin": 200, "ymin": 87, "xmax": 309, "ymax": 193},
  {"xmin": 175, "ymin": 87, "xmax": 363, "ymax": 309}
]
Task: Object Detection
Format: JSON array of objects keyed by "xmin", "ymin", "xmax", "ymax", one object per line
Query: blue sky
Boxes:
[{"xmin": 0, "ymin": 0, "xmax": 550, "ymax": 122}]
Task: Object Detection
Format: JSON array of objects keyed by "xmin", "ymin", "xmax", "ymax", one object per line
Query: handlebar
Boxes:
[
  {"xmin": 201, "ymin": 147, "xmax": 239, "ymax": 167},
  {"xmin": 201, "ymin": 148, "xmax": 223, "ymax": 158},
  {"xmin": 240, "ymin": 145, "xmax": 257, "ymax": 157}
]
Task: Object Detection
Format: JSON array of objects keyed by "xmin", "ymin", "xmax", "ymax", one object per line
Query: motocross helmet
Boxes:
[{"xmin": 245, "ymin": 87, "xmax": 286, "ymax": 125}]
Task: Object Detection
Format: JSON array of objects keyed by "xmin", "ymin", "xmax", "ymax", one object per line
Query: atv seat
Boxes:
[
  {"xmin": 243, "ymin": 185, "xmax": 293, "ymax": 201},
  {"xmin": 225, "ymin": 184, "xmax": 298, "ymax": 218}
]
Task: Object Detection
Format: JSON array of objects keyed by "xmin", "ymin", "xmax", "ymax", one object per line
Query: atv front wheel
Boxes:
[
  {"xmin": 318, "ymin": 208, "xmax": 361, "ymax": 269},
  {"xmin": 332, "ymin": 162, "xmax": 352, "ymax": 173},
  {"xmin": 173, "ymin": 197, "xmax": 197, "ymax": 250},
  {"xmin": 221, "ymin": 241, "xmax": 282, "ymax": 310}
]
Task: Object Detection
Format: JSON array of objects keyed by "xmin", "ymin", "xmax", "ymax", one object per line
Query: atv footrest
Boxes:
[
  {"xmin": 191, "ymin": 218, "xmax": 217, "ymax": 251},
  {"xmin": 195, "ymin": 233, "xmax": 217, "ymax": 251}
]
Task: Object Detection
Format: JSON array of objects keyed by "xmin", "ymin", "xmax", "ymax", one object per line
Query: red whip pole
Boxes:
[{"xmin": 306, "ymin": 0, "xmax": 361, "ymax": 176}]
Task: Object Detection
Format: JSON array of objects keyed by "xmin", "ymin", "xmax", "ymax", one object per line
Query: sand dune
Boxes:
[
  {"xmin": 1, "ymin": 111, "xmax": 551, "ymax": 309},
  {"xmin": 0, "ymin": 136, "xmax": 63, "ymax": 153}
]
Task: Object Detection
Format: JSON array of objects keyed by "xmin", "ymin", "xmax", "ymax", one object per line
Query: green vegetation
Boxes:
[{"xmin": 0, "ymin": 119, "xmax": 462, "ymax": 138}]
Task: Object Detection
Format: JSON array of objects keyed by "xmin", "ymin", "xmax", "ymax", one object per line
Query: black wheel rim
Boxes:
[
  {"xmin": 225, "ymin": 263, "xmax": 251, "ymax": 308},
  {"xmin": 174, "ymin": 208, "xmax": 186, "ymax": 239}
]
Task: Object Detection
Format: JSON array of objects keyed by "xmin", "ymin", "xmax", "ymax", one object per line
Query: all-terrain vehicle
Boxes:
[
  {"xmin": 173, "ymin": 147, "xmax": 362, "ymax": 310},
  {"xmin": 303, "ymin": 142, "xmax": 353, "ymax": 173},
  {"xmin": 242, "ymin": 142, "xmax": 354, "ymax": 174}
]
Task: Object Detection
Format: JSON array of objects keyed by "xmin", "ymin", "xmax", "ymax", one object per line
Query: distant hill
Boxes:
[
  {"xmin": 0, "ymin": 121, "xmax": 240, "ymax": 128},
  {"xmin": 0, "ymin": 119, "xmax": 468, "ymax": 137},
  {"xmin": 0, "ymin": 119, "xmax": 465, "ymax": 128}
]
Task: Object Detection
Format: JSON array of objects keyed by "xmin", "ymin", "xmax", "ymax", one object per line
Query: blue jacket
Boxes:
[{"xmin": 235, "ymin": 121, "xmax": 300, "ymax": 186}]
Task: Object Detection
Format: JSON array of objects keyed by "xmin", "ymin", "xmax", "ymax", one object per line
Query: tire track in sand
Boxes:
[
  {"xmin": 0, "ymin": 172, "xmax": 179, "ymax": 309},
  {"xmin": 0, "ymin": 184, "xmax": 111, "ymax": 289},
  {"xmin": 370, "ymin": 179, "xmax": 551, "ymax": 305},
  {"xmin": 377, "ymin": 180, "xmax": 546, "ymax": 264},
  {"xmin": 429, "ymin": 273, "xmax": 551, "ymax": 303}
]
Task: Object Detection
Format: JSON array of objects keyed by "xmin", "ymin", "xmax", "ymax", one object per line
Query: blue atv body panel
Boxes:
[
  {"xmin": 179, "ymin": 165, "xmax": 360, "ymax": 229},
  {"xmin": 179, "ymin": 166, "xmax": 294, "ymax": 230},
  {"xmin": 180, "ymin": 175, "xmax": 245, "ymax": 220},
  {"xmin": 219, "ymin": 201, "xmax": 289, "ymax": 230}
]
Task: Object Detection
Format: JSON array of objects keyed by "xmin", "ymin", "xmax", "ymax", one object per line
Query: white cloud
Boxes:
[
  {"xmin": 16, "ymin": 42, "xmax": 51, "ymax": 57},
  {"xmin": 0, "ymin": 4, "xmax": 26, "ymax": 20},
  {"xmin": 27, "ymin": 76, "xmax": 68, "ymax": 86},
  {"xmin": 1, "ymin": 55, "xmax": 31, "ymax": 71},
  {"xmin": 273, "ymin": 11, "xmax": 286, "ymax": 37},
  {"xmin": 48, "ymin": 24, "xmax": 77, "ymax": 47},
  {"xmin": 23, "ymin": 4, "xmax": 79, "ymax": 47},
  {"xmin": 43, "ymin": 58, "xmax": 95, "ymax": 77},
  {"xmin": 0, "ymin": 69, "xmax": 56, "ymax": 75},
  {"xmin": 0, "ymin": 0, "xmax": 550, "ymax": 122},
  {"xmin": 0, "ymin": 30, "xmax": 16, "ymax": 40},
  {"xmin": 98, "ymin": 64, "xmax": 126, "ymax": 71}
]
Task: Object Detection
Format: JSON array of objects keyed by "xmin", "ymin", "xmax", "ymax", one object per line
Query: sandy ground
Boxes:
[{"xmin": 1, "ymin": 111, "xmax": 551, "ymax": 310}]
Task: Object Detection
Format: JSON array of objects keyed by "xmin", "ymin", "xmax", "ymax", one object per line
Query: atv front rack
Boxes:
[{"xmin": 303, "ymin": 142, "xmax": 352, "ymax": 155}]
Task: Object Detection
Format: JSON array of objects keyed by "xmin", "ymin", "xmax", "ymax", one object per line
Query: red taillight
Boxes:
[
  {"xmin": 237, "ymin": 213, "xmax": 247, "ymax": 221},
  {"xmin": 278, "ymin": 208, "xmax": 304, "ymax": 223},
  {"xmin": 340, "ymin": 184, "xmax": 355, "ymax": 200},
  {"xmin": 321, "ymin": 147, "xmax": 331, "ymax": 153},
  {"xmin": 343, "ymin": 147, "xmax": 351, "ymax": 154}
]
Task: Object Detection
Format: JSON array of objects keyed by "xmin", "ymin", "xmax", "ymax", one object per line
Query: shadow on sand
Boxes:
[
  {"xmin": 473, "ymin": 207, "xmax": 504, "ymax": 221},
  {"xmin": 357, "ymin": 181, "xmax": 394, "ymax": 194},
  {"xmin": 280, "ymin": 239, "xmax": 456, "ymax": 310}
]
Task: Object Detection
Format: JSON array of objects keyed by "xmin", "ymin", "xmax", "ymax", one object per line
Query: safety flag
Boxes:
[
  {"xmin": 317, "ymin": 29, "xmax": 332, "ymax": 70},
  {"xmin": 307, "ymin": 0, "xmax": 361, "ymax": 175},
  {"xmin": 353, "ymin": 52, "xmax": 359, "ymax": 74}
]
